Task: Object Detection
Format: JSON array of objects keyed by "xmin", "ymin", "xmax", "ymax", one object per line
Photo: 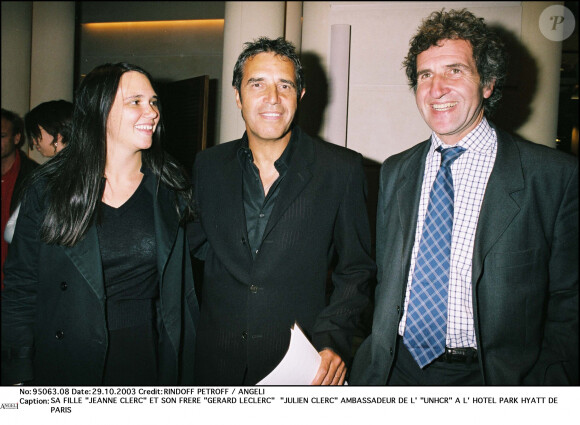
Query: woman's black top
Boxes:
[{"xmin": 97, "ymin": 175, "xmax": 159, "ymax": 385}]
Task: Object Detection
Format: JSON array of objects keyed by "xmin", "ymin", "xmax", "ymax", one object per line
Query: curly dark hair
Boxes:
[
  {"xmin": 232, "ymin": 36, "xmax": 305, "ymax": 102},
  {"xmin": 403, "ymin": 9, "xmax": 507, "ymax": 115}
]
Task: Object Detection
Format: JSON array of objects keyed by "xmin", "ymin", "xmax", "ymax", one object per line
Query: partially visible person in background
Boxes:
[
  {"xmin": 1, "ymin": 108, "xmax": 38, "ymax": 290},
  {"xmin": 3, "ymin": 100, "xmax": 73, "ymax": 245},
  {"xmin": 2, "ymin": 63, "xmax": 198, "ymax": 386},
  {"xmin": 25, "ymin": 100, "xmax": 72, "ymax": 158}
]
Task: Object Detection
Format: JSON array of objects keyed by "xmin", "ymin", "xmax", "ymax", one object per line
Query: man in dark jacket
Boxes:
[
  {"xmin": 350, "ymin": 9, "xmax": 578, "ymax": 386},
  {"xmin": 189, "ymin": 37, "xmax": 376, "ymax": 385},
  {"xmin": 1, "ymin": 108, "xmax": 38, "ymax": 290}
]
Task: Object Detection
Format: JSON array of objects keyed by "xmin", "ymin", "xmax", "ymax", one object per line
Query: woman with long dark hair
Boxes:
[{"xmin": 1, "ymin": 63, "xmax": 198, "ymax": 386}]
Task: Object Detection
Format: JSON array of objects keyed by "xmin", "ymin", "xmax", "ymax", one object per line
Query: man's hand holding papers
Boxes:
[{"xmin": 257, "ymin": 322, "xmax": 346, "ymax": 385}]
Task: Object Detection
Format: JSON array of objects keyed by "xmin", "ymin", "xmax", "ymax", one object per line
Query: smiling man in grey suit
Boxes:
[{"xmin": 351, "ymin": 9, "xmax": 578, "ymax": 385}]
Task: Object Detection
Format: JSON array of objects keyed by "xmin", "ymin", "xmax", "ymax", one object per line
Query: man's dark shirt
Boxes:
[{"xmin": 237, "ymin": 131, "xmax": 297, "ymax": 259}]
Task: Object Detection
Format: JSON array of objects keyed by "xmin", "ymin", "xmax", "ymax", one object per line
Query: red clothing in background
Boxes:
[{"xmin": 1, "ymin": 151, "xmax": 21, "ymax": 290}]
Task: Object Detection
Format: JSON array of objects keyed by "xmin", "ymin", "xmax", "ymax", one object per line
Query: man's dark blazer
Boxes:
[
  {"xmin": 189, "ymin": 125, "xmax": 376, "ymax": 385},
  {"xmin": 1, "ymin": 168, "xmax": 199, "ymax": 385},
  {"xmin": 350, "ymin": 124, "xmax": 578, "ymax": 385}
]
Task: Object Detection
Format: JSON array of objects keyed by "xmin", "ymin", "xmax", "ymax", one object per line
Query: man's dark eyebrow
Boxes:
[
  {"xmin": 123, "ymin": 94, "xmax": 158, "ymax": 100},
  {"xmin": 417, "ymin": 63, "xmax": 471, "ymax": 77},
  {"xmin": 244, "ymin": 77, "xmax": 296, "ymax": 88},
  {"xmin": 245, "ymin": 77, "xmax": 264, "ymax": 85},
  {"xmin": 446, "ymin": 63, "xmax": 470, "ymax": 70},
  {"xmin": 279, "ymin": 79, "xmax": 296, "ymax": 88}
]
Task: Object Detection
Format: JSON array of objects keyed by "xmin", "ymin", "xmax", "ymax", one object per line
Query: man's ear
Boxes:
[
  {"xmin": 299, "ymin": 88, "xmax": 306, "ymax": 102},
  {"xmin": 483, "ymin": 78, "xmax": 496, "ymax": 99},
  {"xmin": 235, "ymin": 88, "xmax": 242, "ymax": 110},
  {"xmin": 14, "ymin": 133, "xmax": 21, "ymax": 146}
]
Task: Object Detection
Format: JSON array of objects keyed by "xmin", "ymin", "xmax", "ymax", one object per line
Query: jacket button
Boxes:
[
  {"xmin": 55, "ymin": 330, "xmax": 64, "ymax": 340},
  {"xmin": 241, "ymin": 237, "xmax": 246, "ymax": 245},
  {"xmin": 396, "ymin": 305, "xmax": 400, "ymax": 313},
  {"xmin": 249, "ymin": 285, "xmax": 258, "ymax": 293},
  {"xmin": 241, "ymin": 331, "xmax": 248, "ymax": 340},
  {"xmin": 60, "ymin": 282, "xmax": 68, "ymax": 291},
  {"xmin": 389, "ymin": 347, "xmax": 394, "ymax": 355}
]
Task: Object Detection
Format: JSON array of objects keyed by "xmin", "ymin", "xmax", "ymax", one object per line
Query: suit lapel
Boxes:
[
  {"xmin": 397, "ymin": 142, "xmax": 429, "ymax": 279},
  {"xmin": 262, "ymin": 128, "xmax": 313, "ymax": 240},
  {"xmin": 62, "ymin": 172, "xmax": 180, "ymax": 301},
  {"xmin": 472, "ymin": 129, "xmax": 524, "ymax": 284},
  {"xmin": 221, "ymin": 148, "xmax": 252, "ymax": 258},
  {"xmin": 63, "ymin": 225, "xmax": 104, "ymax": 300},
  {"xmin": 147, "ymin": 173, "xmax": 183, "ymax": 353}
]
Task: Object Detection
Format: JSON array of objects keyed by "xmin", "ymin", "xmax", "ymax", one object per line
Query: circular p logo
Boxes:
[{"xmin": 539, "ymin": 5, "xmax": 575, "ymax": 41}]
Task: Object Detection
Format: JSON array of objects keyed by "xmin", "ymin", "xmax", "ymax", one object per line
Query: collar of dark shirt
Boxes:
[{"xmin": 237, "ymin": 126, "xmax": 298, "ymax": 175}]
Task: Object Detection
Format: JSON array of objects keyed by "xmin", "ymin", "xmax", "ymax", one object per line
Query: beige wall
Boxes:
[
  {"xmin": 2, "ymin": 1, "xmax": 567, "ymax": 164},
  {"xmin": 29, "ymin": 1, "xmax": 75, "ymax": 105},
  {"xmin": 28, "ymin": 1, "xmax": 75, "ymax": 164},
  {"xmin": 1, "ymin": 1, "xmax": 32, "ymax": 119}
]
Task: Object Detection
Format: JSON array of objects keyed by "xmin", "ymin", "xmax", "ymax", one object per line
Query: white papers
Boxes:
[{"xmin": 257, "ymin": 322, "xmax": 321, "ymax": 385}]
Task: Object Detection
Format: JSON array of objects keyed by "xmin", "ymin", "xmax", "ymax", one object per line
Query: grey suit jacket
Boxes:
[{"xmin": 350, "ymin": 124, "xmax": 578, "ymax": 385}]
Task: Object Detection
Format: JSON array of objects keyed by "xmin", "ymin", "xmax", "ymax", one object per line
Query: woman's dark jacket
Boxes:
[{"xmin": 1, "ymin": 169, "xmax": 199, "ymax": 385}]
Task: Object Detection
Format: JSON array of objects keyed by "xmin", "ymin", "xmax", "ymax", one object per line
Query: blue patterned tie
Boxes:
[{"xmin": 403, "ymin": 146, "xmax": 465, "ymax": 368}]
